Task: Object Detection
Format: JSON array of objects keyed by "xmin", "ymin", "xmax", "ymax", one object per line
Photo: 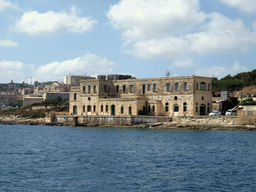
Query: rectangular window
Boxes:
[
  {"xmin": 106, "ymin": 105, "xmax": 108, "ymax": 112},
  {"xmin": 88, "ymin": 86, "xmax": 91, "ymax": 93},
  {"xmin": 167, "ymin": 83, "xmax": 170, "ymax": 91},
  {"xmin": 74, "ymin": 93, "xmax": 76, "ymax": 100},
  {"xmin": 83, "ymin": 105, "xmax": 85, "ymax": 112},
  {"xmin": 93, "ymin": 105, "xmax": 96, "ymax": 112},
  {"xmin": 153, "ymin": 84, "xmax": 156, "ymax": 91},
  {"xmin": 121, "ymin": 106, "xmax": 123, "ymax": 114},
  {"xmin": 147, "ymin": 84, "xmax": 151, "ymax": 91},
  {"xmin": 152, "ymin": 106, "xmax": 155, "ymax": 112},
  {"xmin": 101, "ymin": 105, "xmax": 103, "ymax": 112},
  {"xmin": 130, "ymin": 85, "xmax": 134, "ymax": 92},
  {"xmin": 123, "ymin": 85, "xmax": 126, "ymax": 92},
  {"xmin": 116, "ymin": 85, "xmax": 119, "ymax": 92},
  {"xmin": 87, "ymin": 105, "xmax": 91, "ymax": 112},
  {"xmin": 104, "ymin": 85, "xmax": 107, "ymax": 92},
  {"xmin": 175, "ymin": 83, "xmax": 179, "ymax": 91},
  {"xmin": 142, "ymin": 84, "xmax": 145, "ymax": 94},
  {"xmin": 93, "ymin": 85, "xmax": 96, "ymax": 92},
  {"xmin": 184, "ymin": 82, "xmax": 187, "ymax": 90},
  {"xmin": 200, "ymin": 83, "xmax": 206, "ymax": 90},
  {"xmin": 83, "ymin": 86, "xmax": 85, "ymax": 93}
]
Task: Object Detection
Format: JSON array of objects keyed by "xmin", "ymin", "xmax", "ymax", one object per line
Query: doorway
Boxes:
[{"xmin": 200, "ymin": 104, "xmax": 206, "ymax": 116}]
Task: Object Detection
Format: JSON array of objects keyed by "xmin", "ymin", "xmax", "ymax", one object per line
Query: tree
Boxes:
[{"xmin": 165, "ymin": 71, "xmax": 170, "ymax": 77}]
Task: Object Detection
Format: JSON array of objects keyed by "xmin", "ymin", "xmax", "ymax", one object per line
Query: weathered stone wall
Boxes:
[
  {"xmin": 23, "ymin": 97, "xmax": 44, "ymax": 107},
  {"xmin": 233, "ymin": 116, "xmax": 256, "ymax": 125},
  {"xmin": 173, "ymin": 116, "xmax": 256, "ymax": 126},
  {"xmin": 55, "ymin": 115, "xmax": 171, "ymax": 125},
  {"xmin": 43, "ymin": 92, "xmax": 69, "ymax": 100},
  {"xmin": 32, "ymin": 106, "xmax": 53, "ymax": 110}
]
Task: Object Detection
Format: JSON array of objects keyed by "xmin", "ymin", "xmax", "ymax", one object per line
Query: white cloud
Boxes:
[
  {"xmin": 0, "ymin": 53, "xmax": 117, "ymax": 83},
  {"xmin": 34, "ymin": 53, "xmax": 117, "ymax": 81},
  {"xmin": 0, "ymin": 60, "xmax": 34, "ymax": 82},
  {"xmin": 171, "ymin": 58, "xmax": 195, "ymax": 69},
  {"xmin": 108, "ymin": 0, "xmax": 256, "ymax": 59},
  {"xmin": 107, "ymin": 0, "xmax": 206, "ymax": 45},
  {"xmin": 11, "ymin": 7, "xmax": 97, "ymax": 35},
  {"xmin": 186, "ymin": 13, "xmax": 256, "ymax": 54},
  {"xmin": 194, "ymin": 62, "xmax": 248, "ymax": 79},
  {"xmin": 0, "ymin": 0, "xmax": 19, "ymax": 12},
  {"xmin": 219, "ymin": 0, "xmax": 256, "ymax": 14},
  {"xmin": 0, "ymin": 39, "xmax": 18, "ymax": 47}
]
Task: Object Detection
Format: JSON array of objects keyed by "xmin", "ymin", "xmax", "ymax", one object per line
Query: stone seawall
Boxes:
[
  {"xmin": 55, "ymin": 115, "xmax": 172, "ymax": 126},
  {"xmin": 1, "ymin": 114, "xmax": 255, "ymax": 131},
  {"xmin": 173, "ymin": 116, "xmax": 256, "ymax": 126},
  {"xmin": 174, "ymin": 116, "xmax": 235, "ymax": 126}
]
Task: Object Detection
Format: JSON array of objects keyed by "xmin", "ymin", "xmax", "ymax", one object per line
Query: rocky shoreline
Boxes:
[{"xmin": 0, "ymin": 115, "xmax": 256, "ymax": 131}]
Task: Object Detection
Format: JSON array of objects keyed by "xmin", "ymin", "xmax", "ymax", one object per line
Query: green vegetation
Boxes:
[
  {"xmin": 9, "ymin": 100, "xmax": 23, "ymax": 108},
  {"xmin": 0, "ymin": 107, "xmax": 47, "ymax": 118},
  {"xmin": 212, "ymin": 69, "xmax": 256, "ymax": 92},
  {"xmin": 32, "ymin": 96, "xmax": 69, "ymax": 111},
  {"xmin": 32, "ymin": 96, "xmax": 68, "ymax": 106},
  {"xmin": 0, "ymin": 96, "xmax": 69, "ymax": 118},
  {"xmin": 239, "ymin": 98, "xmax": 256, "ymax": 106}
]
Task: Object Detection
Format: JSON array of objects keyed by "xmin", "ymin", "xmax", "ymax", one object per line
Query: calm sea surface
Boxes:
[{"xmin": 0, "ymin": 125, "xmax": 256, "ymax": 192}]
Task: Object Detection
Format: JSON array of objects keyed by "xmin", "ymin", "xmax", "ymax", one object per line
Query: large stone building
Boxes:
[{"xmin": 69, "ymin": 75, "xmax": 213, "ymax": 117}]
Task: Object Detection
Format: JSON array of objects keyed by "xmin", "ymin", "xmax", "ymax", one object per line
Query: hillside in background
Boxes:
[{"xmin": 212, "ymin": 69, "xmax": 256, "ymax": 93}]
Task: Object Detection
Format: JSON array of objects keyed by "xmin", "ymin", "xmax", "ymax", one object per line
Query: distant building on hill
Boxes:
[{"xmin": 64, "ymin": 75, "xmax": 96, "ymax": 90}]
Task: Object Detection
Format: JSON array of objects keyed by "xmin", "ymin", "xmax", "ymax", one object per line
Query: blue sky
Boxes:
[{"xmin": 0, "ymin": 0, "xmax": 256, "ymax": 83}]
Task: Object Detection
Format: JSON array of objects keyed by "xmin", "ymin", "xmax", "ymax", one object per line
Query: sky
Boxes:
[{"xmin": 0, "ymin": 0, "xmax": 256, "ymax": 84}]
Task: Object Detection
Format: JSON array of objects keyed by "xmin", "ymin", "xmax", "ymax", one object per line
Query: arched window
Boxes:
[
  {"xmin": 200, "ymin": 82, "xmax": 206, "ymax": 90},
  {"xmin": 93, "ymin": 105, "xmax": 96, "ymax": 112},
  {"xmin": 87, "ymin": 105, "xmax": 91, "ymax": 112},
  {"xmin": 152, "ymin": 106, "xmax": 155, "ymax": 112},
  {"xmin": 129, "ymin": 106, "xmax": 132, "ymax": 115},
  {"xmin": 83, "ymin": 105, "xmax": 85, "ymax": 112},
  {"xmin": 165, "ymin": 103, "xmax": 169, "ymax": 112},
  {"xmin": 183, "ymin": 102, "xmax": 187, "ymax": 112},
  {"xmin": 148, "ymin": 106, "xmax": 151, "ymax": 112},
  {"xmin": 121, "ymin": 106, "xmax": 124, "ymax": 114}
]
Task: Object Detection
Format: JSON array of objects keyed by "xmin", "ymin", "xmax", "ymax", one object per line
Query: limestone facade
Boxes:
[{"xmin": 69, "ymin": 75, "xmax": 213, "ymax": 117}]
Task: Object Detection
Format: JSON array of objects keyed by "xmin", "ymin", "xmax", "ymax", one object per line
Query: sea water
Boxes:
[{"xmin": 0, "ymin": 125, "xmax": 256, "ymax": 191}]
